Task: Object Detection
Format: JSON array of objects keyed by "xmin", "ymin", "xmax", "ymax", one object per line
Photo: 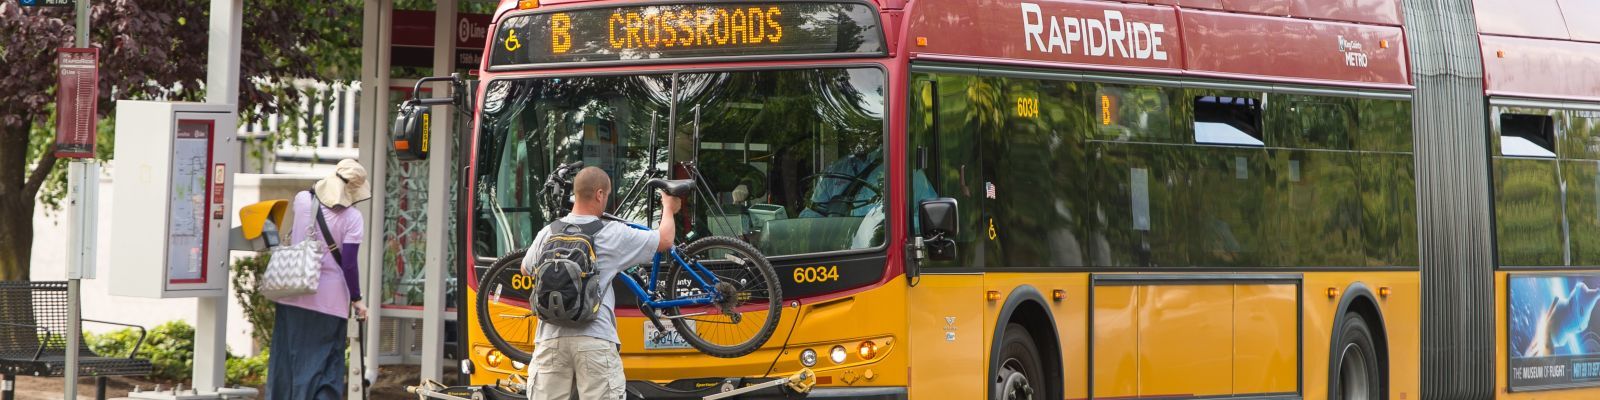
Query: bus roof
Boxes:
[
  {"xmin": 904, "ymin": 0, "xmax": 1411, "ymax": 90},
  {"xmin": 1474, "ymin": 0, "xmax": 1600, "ymax": 102}
]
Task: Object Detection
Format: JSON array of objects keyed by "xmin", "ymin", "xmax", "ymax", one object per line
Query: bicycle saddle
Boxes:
[{"xmin": 648, "ymin": 178, "xmax": 695, "ymax": 198}]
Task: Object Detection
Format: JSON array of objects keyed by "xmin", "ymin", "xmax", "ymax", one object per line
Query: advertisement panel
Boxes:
[{"xmin": 1509, "ymin": 274, "xmax": 1600, "ymax": 390}]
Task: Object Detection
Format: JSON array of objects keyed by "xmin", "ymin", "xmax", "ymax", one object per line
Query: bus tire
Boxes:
[
  {"xmin": 1332, "ymin": 312, "xmax": 1382, "ymax": 400},
  {"xmin": 992, "ymin": 323, "xmax": 1042, "ymax": 400}
]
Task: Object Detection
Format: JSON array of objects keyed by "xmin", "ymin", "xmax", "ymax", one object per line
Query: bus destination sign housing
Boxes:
[{"xmin": 489, "ymin": 2, "xmax": 885, "ymax": 68}]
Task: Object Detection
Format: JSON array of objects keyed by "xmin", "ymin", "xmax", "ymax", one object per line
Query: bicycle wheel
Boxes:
[
  {"xmin": 661, "ymin": 236, "xmax": 783, "ymax": 358},
  {"xmin": 476, "ymin": 249, "xmax": 535, "ymax": 364}
]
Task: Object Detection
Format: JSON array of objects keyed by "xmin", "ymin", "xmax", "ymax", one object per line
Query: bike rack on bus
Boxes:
[{"xmin": 404, "ymin": 368, "xmax": 816, "ymax": 400}]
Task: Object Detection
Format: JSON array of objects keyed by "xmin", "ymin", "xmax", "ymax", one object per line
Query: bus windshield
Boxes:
[{"xmin": 473, "ymin": 67, "xmax": 886, "ymax": 261}]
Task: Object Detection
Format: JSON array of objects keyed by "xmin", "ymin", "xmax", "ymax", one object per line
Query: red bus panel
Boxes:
[
  {"xmin": 909, "ymin": 0, "xmax": 1183, "ymax": 72},
  {"xmin": 1473, "ymin": 0, "xmax": 1571, "ymax": 40},
  {"xmin": 1159, "ymin": 0, "xmax": 1403, "ymax": 26},
  {"xmin": 1178, "ymin": 10, "xmax": 1409, "ymax": 87},
  {"xmin": 1559, "ymin": 0, "xmax": 1600, "ymax": 43},
  {"xmin": 1481, "ymin": 35, "xmax": 1600, "ymax": 101},
  {"xmin": 907, "ymin": 0, "xmax": 1408, "ymax": 87}
]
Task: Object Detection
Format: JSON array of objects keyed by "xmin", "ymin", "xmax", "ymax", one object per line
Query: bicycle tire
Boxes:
[
  {"xmin": 661, "ymin": 236, "xmax": 783, "ymax": 358},
  {"xmin": 476, "ymin": 249, "xmax": 534, "ymax": 364}
]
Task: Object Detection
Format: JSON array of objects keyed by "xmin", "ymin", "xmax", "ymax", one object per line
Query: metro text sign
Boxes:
[{"xmin": 18, "ymin": 0, "xmax": 73, "ymax": 6}]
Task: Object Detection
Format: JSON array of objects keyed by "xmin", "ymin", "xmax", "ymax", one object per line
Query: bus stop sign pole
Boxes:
[{"xmin": 61, "ymin": 1, "xmax": 95, "ymax": 399}]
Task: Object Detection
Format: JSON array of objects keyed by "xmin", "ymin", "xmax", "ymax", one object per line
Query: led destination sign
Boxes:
[{"xmin": 489, "ymin": 2, "xmax": 884, "ymax": 67}]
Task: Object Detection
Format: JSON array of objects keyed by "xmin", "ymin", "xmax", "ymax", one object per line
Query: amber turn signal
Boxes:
[
  {"xmin": 1379, "ymin": 287, "xmax": 1392, "ymax": 298},
  {"xmin": 486, "ymin": 350, "xmax": 504, "ymax": 367},
  {"xmin": 1326, "ymin": 288, "xmax": 1339, "ymax": 298},
  {"xmin": 1051, "ymin": 289, "xmax": 1065, "ymax": 301},
  {"xmin": 518, "ymin": 0, "xmax": 539, "ymax": 9},
  {"xmin": 858, "ymin": 341, "xmax": 877, "ymax": 360},
  {"xmin": 985, "ymin": 291, "xmax": 1000, "ymax": 301}
]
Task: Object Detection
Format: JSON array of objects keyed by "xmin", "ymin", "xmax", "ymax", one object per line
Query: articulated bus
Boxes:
[{"xmin": 450, "ymin": 0, "xmax": 1600, "ymax": 398}]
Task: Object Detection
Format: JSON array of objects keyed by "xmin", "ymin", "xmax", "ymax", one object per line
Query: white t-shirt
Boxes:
[{"xmin": 521, "ymin": 214, "xmax": 660, "ymax": 345}]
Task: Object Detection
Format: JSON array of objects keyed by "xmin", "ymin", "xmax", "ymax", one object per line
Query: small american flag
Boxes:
[{"xmin": 985, "ymin": 182, "xmax": 996, "ymax": 199}]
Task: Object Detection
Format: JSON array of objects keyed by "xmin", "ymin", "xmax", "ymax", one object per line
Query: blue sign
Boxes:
[
  {"xmin": 18, "ymin": 0, "xmax": 74, "ymax": 7},
  {"xmin": 1510, "ymin": 274, "xmax": 1600, "ymax": 391}
]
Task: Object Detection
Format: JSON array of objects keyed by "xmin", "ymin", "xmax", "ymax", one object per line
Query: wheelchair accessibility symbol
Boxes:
[{"xmin": 504, "ymin": 29, "xmax": 522, "ymax": 52}]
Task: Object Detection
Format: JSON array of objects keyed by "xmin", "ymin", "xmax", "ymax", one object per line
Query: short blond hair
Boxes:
[{"xmin": 573, "ymin": 166, "xmax": 611, "ymax": 202}]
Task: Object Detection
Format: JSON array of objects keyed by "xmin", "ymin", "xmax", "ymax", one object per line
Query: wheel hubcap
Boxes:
[
  {"xmin": 1337, "ymin": 343, "xmax": 1372, "ymax": 400},
  {"xmin": 998, "ymin": 359, "xmax": 1034, "ymax": 400}
]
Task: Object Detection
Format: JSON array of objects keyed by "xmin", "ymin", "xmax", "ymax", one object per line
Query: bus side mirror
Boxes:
[
  {"xmin": 392, "ymin": 73, "xmax": 468, "ymax": 161},
  {"xmin": 918, "ymin": 198, "xmax": 958, "ymax": 261},
  {"xmin": 392, "ymin": 101, "xmax": 431, "ymax": 161}
]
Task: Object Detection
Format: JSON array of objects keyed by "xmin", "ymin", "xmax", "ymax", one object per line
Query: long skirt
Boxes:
[{"xmin": 266, "ymin": 304, "xmax": 348, "ymax": 400}]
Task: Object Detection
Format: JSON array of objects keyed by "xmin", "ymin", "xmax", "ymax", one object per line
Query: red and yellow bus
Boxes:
[{"xmin": 450, "ymin": 0, "xmax": 1600, "ymax": 398}]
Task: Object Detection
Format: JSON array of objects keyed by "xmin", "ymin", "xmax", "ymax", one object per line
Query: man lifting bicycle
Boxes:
[{"xmin": 520, "ymin": 166, "xmax": 681, "ymax": 400}]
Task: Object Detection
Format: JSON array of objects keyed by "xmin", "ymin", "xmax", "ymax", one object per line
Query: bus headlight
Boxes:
[
  {"xmin": 830, "ymin": 346, "xmax": 847, "ymax": 364},
  {"xmin": 799, "ymin": 349, "xmax": 818, "ymax": 367}
]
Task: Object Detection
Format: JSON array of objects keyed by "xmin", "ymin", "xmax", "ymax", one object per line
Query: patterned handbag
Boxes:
[{"xmin": 260, "ymin": 191, "xmax": 342, "ymax": 300}]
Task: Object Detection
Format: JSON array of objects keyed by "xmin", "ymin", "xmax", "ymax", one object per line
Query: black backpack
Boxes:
[{"xmin": 530, "ymin": 220, "xmax": 607, "ymax": 327}]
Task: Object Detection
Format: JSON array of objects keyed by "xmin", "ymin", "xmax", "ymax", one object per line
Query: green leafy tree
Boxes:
[{"xmin": 0, "ymin": 1, "xmax": 360, "ymax": 281}]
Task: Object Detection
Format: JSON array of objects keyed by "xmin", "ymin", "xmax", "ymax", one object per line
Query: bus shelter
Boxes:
[{"xmin": 350, "ymin": 0, "xmax": 485, "ymax": 382}]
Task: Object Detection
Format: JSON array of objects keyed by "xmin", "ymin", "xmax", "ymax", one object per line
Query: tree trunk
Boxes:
[
  {"xmin": 0, "ymin": 197, "xmax": 34, "ymax": 282},
  {"xmin": 0, "ymin": 119, "xmax": 34, "ymax": 282}
]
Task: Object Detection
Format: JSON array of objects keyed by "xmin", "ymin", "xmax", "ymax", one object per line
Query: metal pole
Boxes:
[
  {"xmin": 66, "ymin": 281, "xmax": 79, "ymax": 399},
  {"xmin": 65, "ymin": 2, "xmax": 91, "ymax": 398},
  {"xmin": 361, "ymin": 0, "xmax": 394, "ymax": 384},
  {"xmin": 197, "ymin": 0, "xmax": 243, "ymax": 393},
  {"xmin": 421, "ymin": 0, "xmax": 458, "ymax": 382},
  {"xmin": 75, "ymin": 0, "xmax": 87, "ymax": 45},
  {"xmin": 352, "ymin": 1, "xmax": 384, "ymax": 396},
  {"xmin": 65, "ymin": 161, "xmax": 99, "ymax": 399}
]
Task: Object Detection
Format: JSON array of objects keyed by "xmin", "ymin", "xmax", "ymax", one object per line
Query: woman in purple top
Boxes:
[{"xmin": 267, "ymin": 159, "xmax": 370, "ymax": 399}]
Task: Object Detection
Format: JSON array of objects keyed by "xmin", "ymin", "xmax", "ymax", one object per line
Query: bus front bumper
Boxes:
[{"xmin": 625, "ymin": 379, "xmax": 907, "ymax": 400}]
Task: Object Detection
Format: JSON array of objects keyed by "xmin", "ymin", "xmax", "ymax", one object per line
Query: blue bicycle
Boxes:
[{"xmin": 476, "ymin": 162, "xmax": 782, "ymax": 361}]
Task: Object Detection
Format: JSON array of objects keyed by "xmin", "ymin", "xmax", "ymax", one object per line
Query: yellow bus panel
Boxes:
[
  {"xmin": 906, "ymin": 274, "xmax": 985, "ymax": 399},
  {"xmin": 1234, "ymin": 284, "xmax": 1298, "ymax": 394},
  {"xmin": 1093, "ymin": 285, "xmax": 1139, "ymax": 398},
  {"xmin": 1138, "ymin": 284, "xmax": 1235, "ymax": 397}
]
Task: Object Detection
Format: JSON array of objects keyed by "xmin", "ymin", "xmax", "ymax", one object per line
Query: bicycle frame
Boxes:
[{"xmin": 612, "ymin": 219, "xmax": 725, "ymax": 310}]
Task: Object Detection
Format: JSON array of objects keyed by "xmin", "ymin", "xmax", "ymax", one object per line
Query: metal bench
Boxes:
[{"xmin": 0, "ymin": 281, "xmax": 153, "ymax": 400}]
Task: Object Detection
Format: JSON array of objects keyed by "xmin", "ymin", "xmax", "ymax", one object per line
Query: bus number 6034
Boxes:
[{"xmin": 793, "ymin": 266, "xmax": 839, "ymax": 284}]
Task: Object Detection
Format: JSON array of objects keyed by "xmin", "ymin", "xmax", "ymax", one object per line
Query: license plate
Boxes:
[{"xmin": 643, "ymin": 320, "xmax": 693, "ymax": 350}]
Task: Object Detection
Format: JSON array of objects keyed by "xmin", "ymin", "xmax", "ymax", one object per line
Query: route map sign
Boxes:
[
  {"xmin": 55, "ymin": 48, "xmax": 98, "ymax": 158},
  {"xmin": 167, "ymin": 119, "xmax": 214, "ymax": 285}
]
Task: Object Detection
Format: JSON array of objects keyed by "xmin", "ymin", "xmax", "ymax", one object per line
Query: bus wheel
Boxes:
[
  {"xmin": 1333, "ymin": 312, "xmax": 1382, "ymax": 400},
  {"xmin": 993, "ymin": 323, "xmax": 1041, "ymax": 400}
]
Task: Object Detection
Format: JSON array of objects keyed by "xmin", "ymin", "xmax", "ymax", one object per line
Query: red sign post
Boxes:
[{"xmin": 55, "ymin": 48, "xmax": 98, "ymax": 159}]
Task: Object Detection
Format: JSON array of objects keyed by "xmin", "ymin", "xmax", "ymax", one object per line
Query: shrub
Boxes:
[
  {"xmin": 88, "ymin": 320, "xmax": 272, "ymax": 387},
  {"xmin": 87, "ymin": 320, "xmax": 194, "ymax": 381},
  {"xmin": 231, "ymin": 252, "xmax": 276, "ymax": 349},
  {"xmin": 226, "ymin": 350, "xmax": 270, "ymax": 387}
]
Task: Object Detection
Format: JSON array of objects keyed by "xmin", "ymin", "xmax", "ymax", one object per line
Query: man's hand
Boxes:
[
  {"xmin": 352, "ymin": 301, "xmax": 369, "ymax": 320},
  {"xmin": 661, "ymin": 191, "xmax": 682, "ymax": 215},
  {"xmin": 657, "ymin": 192, "xmax": 681, "ymax": 252}
]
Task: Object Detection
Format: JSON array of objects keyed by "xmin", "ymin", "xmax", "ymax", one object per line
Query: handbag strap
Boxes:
[{"xmin": 308, "ymin": 190, "xmax": 343, "ymax": 265}]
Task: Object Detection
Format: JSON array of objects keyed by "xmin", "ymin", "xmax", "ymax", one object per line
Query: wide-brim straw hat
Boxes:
[{"xmin": 313, "ymin": 159, "xmax": 372, "ymax": 208}]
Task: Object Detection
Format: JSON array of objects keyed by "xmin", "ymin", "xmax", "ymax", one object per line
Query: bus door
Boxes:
[{"xmin": 905, "ymin": 76, "xmax": 988, "ymax": 399}]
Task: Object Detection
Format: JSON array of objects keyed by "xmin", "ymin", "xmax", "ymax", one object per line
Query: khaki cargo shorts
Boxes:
[{"xmin": 526, "ymin": 336, "xmax": 626, "ymax": 400}]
